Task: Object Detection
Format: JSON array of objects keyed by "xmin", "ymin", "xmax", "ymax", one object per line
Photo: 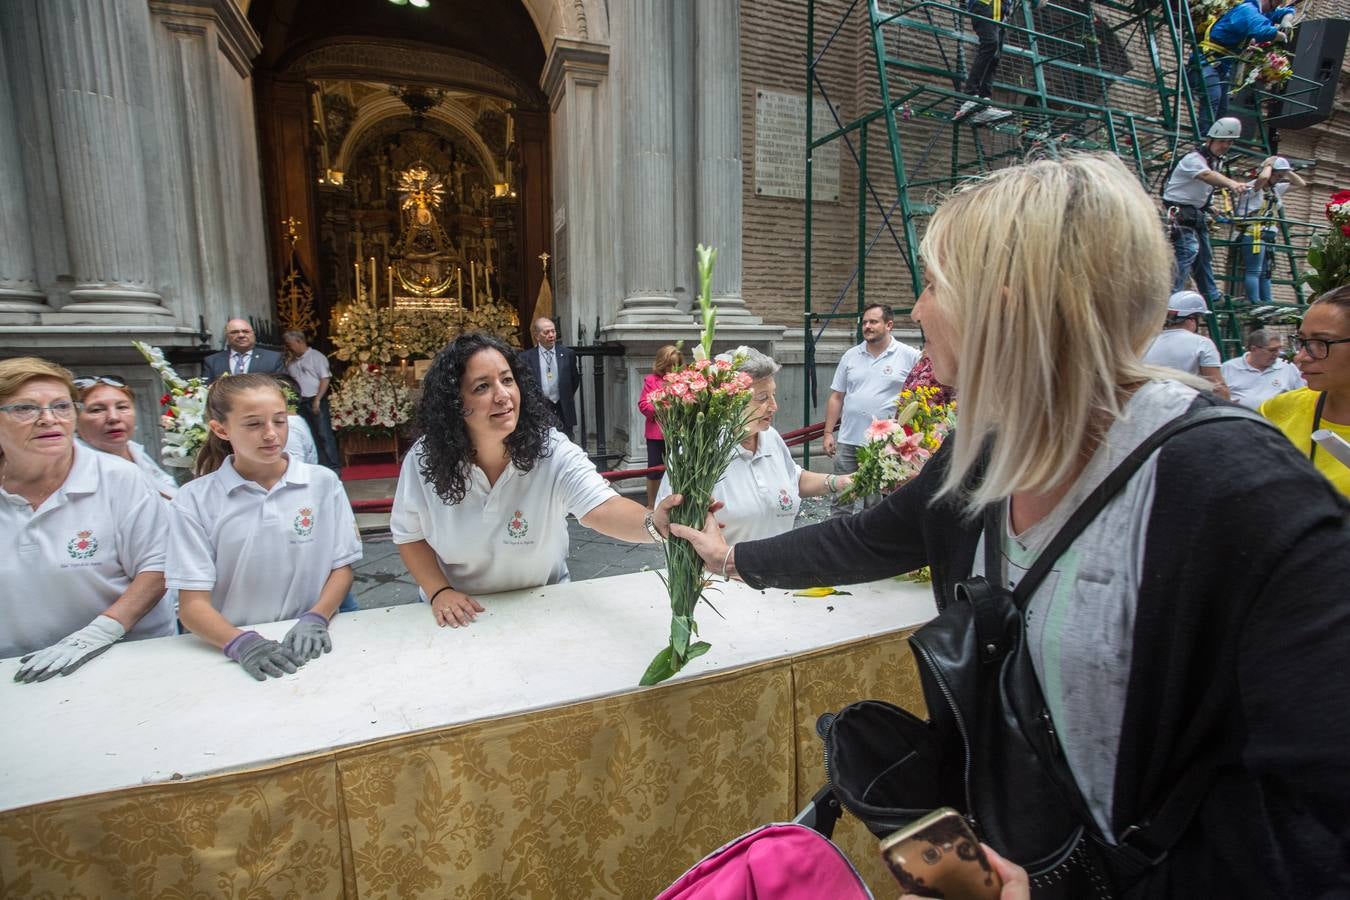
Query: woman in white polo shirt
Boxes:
[
  {"xmin": 0, "ymin": 357, "xmax": 174, "ymax": 682},
  {"xmin": 167, "ymin": 374, "xmax": 363, "ymax": 681},
  {"xmin": 392, "ymin": 332, "xmax": 677, "ymax": 628},
  {"xmin": 74, "ymin": 375, "xmax": 178, "ymax": 499},
  {"xmin": 657, "ymin": 347, "xmax": 851, "ymax": 544}
]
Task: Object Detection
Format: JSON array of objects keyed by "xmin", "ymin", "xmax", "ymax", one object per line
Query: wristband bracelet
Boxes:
[
  {"xmin": 428, "ymin": 586, "xmax": 454, "ymax": 604},
  {"xmin": 826, "ymin": 473, "xmax": 838, "ymax": 495},
  {"xmin": 720, "ymin": 546, "xmax": 735, "ymax": 582}
]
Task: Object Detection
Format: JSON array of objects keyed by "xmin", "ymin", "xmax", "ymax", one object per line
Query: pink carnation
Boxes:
[
  {"xmin": 694, "ymin": 359, "xmax": 711, "ymax": 371},
  {"xmin": 688, "ymin": 376, "xmax": 708, "ymax": 393},
  {"xmin": 865, "ymin": 418, "xmax": 900, "ymax": 442},
  {"xmin": 714, "ymin": 359, "xmax": 732, "ymax": 371}
]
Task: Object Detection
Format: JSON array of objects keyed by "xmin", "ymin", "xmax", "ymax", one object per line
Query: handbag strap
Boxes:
[
  {"xmin": 1310, "ymin": 390, "xmax": 1327, "ymax": 464},
  {"xmin": 984, "ymin": 405, "xmax": 1274, "ymax": 605}
]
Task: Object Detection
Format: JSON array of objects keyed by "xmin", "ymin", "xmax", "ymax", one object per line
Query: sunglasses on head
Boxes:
[{"xmin": 73, "ymin": 375, "xmax": 128, "ymax": 390}]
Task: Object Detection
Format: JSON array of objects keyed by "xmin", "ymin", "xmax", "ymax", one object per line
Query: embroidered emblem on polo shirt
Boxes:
[
  {"xmin": 883, "ymin": 365, "xmax": 893, "ymax": 375},
  {"xmin": 777, "ymin": 489, "xmax": 793, "ymax": 512},
  {"xmin": 67, "ymin": 530, "xmax": 98, "ymax": 559},
  {"xmin": 507, "ymin": 510, "xmax": 528, "ymax": 539},
  {"xmin": 294, "ymin": 507, "xmax": 315, "ymax": 537}
]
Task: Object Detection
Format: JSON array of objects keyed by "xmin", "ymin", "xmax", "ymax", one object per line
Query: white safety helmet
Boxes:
[
  {"xmin": 1167, "ymin": 290, "xmax": 1209, "ymax": 318},
  {"xmin": 1207, "ymin": 117, "xmax": 1243, "ymax": 140}
]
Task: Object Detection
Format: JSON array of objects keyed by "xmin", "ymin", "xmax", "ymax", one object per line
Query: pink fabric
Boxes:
[
  {"xmin": 655, "ymin": 824, "xmax": 873, "ymax": 900},
  {"xmin": 639, "ymin": 373, "xmax": 665, "ymax": 440}
]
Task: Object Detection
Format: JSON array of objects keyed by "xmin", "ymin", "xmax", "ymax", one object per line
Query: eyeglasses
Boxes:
[
  {"xmin": 73, "ymin": 375, "xmax": 127, "ymax": 390},
  {"xmin": 1291, "ymin": 336, "xmax": 1350, "ymax": 360},
  {"xmin": 0, "ymin": 401, "xmax": 82, "ymax": 423}
]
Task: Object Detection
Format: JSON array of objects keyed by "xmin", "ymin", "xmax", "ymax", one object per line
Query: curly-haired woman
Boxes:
[{"xmin": 392, "ymin": 332, "xmax": 679, "ymax": 627}]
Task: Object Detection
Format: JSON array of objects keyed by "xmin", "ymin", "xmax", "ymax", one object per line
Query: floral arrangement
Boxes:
[
  {"xmin": 1188, "ymin": 0, "xmax": 1239, "ymax": 20},
  {"xmin": 1304, "ymin": 190, "xmax": 1350, "ymax": 296},
  {"xmin": 1232, "ymin": 43, "xmax": 1293, "ymax": 93},
  {"xmin": 328, "ymin": 364, "xmax": 416, "ymax": 436},
  {"xmin": 837, "ymin": 385, "xmax": 956, "ymax": 504},
  {"xmin": 639, "ymin": 245, "xmax": 754, "ymax": 686},
  {"xmin": 462, "ymin": 299, "xmax": 522, "ymax": 348},
  {"xmin": 332, "ymin": 298, "xmax": 520, "ymax": 364},
  {"xmin": 132, "ymin": 341, "xmax": 209, "ymax": 469}
]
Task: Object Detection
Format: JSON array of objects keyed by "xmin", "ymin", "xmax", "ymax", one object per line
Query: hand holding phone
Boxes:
[{"xmin": 880, "ymin": 807, "xmax": 1005, "ymax": 900}]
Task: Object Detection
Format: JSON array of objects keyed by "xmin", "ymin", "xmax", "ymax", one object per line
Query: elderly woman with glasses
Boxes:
[
  {"xmin": 0, "ymin": 358, "xmax": 175, "ymax": 682},
  {"xmin": 657, "ymin": 347, "xmax": 852, "ymax": 543},
  {"xmin": 1261, "ymin": 284, "xmax": 1350, "ymax": 496},
  {"xmin": 75, "ymin": 374, "xmax": 178, "ymax": 499}
]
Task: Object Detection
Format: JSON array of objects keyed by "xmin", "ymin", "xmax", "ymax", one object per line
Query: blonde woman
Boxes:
[{"xmin": 672, "ymin": 155, "xmax": 1350, "ymax": 896}]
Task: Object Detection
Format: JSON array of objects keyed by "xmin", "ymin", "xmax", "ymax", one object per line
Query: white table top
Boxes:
[{"xmin": 0, "ymin": 570, "xmax": 937, "ymax": 812}]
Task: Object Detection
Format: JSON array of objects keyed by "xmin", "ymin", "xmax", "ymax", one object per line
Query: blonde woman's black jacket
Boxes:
[{"xmin": 735, "ymin": 393, "xmax": 1350, "ymax": 898}]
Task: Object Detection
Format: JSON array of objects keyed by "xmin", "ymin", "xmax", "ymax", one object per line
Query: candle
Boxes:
[
  {"xmin": 368, "ymin": 257, "xmax": 376, "ymax": 303},
  {"xmin": 457, "ymin": 267, "xmax": 463, "ymax": 303},
  {"xmin": 354, "ymin": 261, "xmax": 362, "ymax": 300},
  {"xmin": 387, "ymin": 265, "xmax": 394, "ymax": 308},
  {"xmin": 470, "ymin": 262, "xmax": 477, "ymax": 305}
]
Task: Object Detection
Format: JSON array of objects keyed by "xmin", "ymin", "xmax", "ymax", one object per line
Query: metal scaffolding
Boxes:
[{"xmin": 802, "ymin": 0, "xmax": 1327, "ymax": 430}]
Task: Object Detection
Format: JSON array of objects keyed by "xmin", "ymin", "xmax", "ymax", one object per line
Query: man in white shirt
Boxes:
[
  {"xmin": 1162, "ymin": 117, "xmax": 1250, "ymax": 301},
  {"xmin": 201, "ymin": 319, "xmax": 285, "ymax": 383},
  {"xmin": 1143, "ymin": 290, "xmax": 1229, "ymax": 398},
  {"xmin": 1220, "ymin": 328, "xmax": 1305, "ymax": 409},
  {"xmin": 282, "ymin": 331, "xmax": 341, "ymax": 471},
  {"xmin": 519, "ymin": 317, "xmax": 579, "ymax": 441},
  {"xmin": 823, "ymin": 303, "xmax": 921, "ymax": 516}
]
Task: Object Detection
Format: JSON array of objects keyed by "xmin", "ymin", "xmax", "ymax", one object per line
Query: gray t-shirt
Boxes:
[
  {"xmin": 973, "ymin": 380, "xmax": 1199, "ymax": 841},
  {"xmin": 1162, "ymin": 150, "xmax": 1214, "ymax": 207},
  {"xmin": 1143, "ymin": 329, "xmax": 1221, "ymax": 375}
]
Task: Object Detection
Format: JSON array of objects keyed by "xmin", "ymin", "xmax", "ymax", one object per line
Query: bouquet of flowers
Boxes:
[
  {"xmin": 1232, "ymin": 43, "xmax": 1293, "ymax": 93},
  {"xmin": 1305, "ymin": 190, "xmax": 1350, "ymax": 296},
  {"xmin": 639, "ymin": 245, "xmax": 755, "ymax": 686},
  {"xmin": 837, "ymin": 385, "xmax": 956, "ymax": 504},
  {"xmin": 329, "ymin": 364, "xmax": 416, "ymax": 435},
  {"xmin": 132, "ymin": 341, "xmax": 209, "ymax": 468}
]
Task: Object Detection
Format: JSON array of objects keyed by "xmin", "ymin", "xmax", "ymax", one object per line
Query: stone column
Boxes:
[
  {"xmin": 613, "ymin": 0, "xmax": 685, "ymax": 323},
  {"xmin": 694, "ymin": 0, "xmax": 757, "ymax": 322},
  {"xmin": 38, "ymin": 0, "xmax": 166, "ymax": 312},
  {"xmin": 0, "ymin": 31, "xmax": 45, "ymax": 312}
]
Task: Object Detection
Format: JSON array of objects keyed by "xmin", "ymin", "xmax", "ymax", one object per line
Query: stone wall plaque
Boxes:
[{"xmin": 754, "ymin": 89, "xmax": 840, "ymax": 202}]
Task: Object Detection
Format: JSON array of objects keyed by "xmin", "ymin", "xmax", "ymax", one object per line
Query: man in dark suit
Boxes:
[
  {"xmin": 201, "ymin": 318, "xmax": 285, "ymax": 383},
  {"xmin": 519, "ymin": 317, "xmax": 579, "ymax": 441}
]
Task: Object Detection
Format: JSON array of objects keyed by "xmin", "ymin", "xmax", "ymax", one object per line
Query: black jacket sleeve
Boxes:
[{"xmin": 735, "ymin": 442, "xmax": 961, "ymax": 590}]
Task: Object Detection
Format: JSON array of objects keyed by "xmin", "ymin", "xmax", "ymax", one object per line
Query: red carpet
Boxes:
[{"xmin": 340, "ymin": 462, "xmax": 401, "ymax": 482}]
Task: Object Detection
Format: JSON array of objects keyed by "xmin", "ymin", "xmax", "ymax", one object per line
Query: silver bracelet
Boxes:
[{"xmin": 720, "ymin": 546, "xmax": 735, "ymax": 582}]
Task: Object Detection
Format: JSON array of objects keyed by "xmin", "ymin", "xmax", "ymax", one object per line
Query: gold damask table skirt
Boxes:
[{"xmin": 0, "ymin": 632, "xmax": 925, "ymax": 899}]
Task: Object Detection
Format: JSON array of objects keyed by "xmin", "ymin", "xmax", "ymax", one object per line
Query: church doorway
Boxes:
[{"xmin": 247, "ymin": 0, "xmax": 551, "ymax": 349}]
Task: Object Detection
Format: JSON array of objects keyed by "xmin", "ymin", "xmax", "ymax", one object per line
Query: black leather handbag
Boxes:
[{"xmin": 817, "ymin": 407, "xmax": 1272, "ymax": 897}]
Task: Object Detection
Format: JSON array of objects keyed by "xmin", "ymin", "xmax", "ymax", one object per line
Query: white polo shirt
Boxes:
[
  {"xmin": 285, "ymin": 348, "xmax": 332, "ymax": 398},
  {"xmin": 128, "ymin": 440, "xmax": 178, "ymax": 498},
  {"xmin": 831, "ymin": 338, "xmax": 921, "ymax": 445},
  {"xmin": 0, "ymin": 445, "xmax": 173, "ymax": 659},
  {"xmin": 166, "ymin": 455, "xmax": 362, "ymax": 627},
  {"xmin": 1162, "ymin": 150, "xmax": 1214, "ymax": 208},
  {"xmin": 1143, "ymin": 329, "xmax": 1221, "ymax": 375},
  {"xmin": 1220, "ymin": 354, "xmax": 1304, "ymax": 409},
  {"xmin": 656, "ymin": 426, "xmax": 803, "ymax": 544},
  {"xmin": 390, "ymin": 430, "xmax": 616, "ymax": 595}
]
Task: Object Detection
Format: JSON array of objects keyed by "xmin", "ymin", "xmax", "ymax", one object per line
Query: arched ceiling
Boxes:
[{"xmin": 248, "ymin": 0, "xmax": 546, "ymax": 103}]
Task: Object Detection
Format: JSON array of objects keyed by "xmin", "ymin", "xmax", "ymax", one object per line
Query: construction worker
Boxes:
[
  {"xmin": 953, "ymin": 0, "xmax": 1013, "ymax": 125},
  {"xmin": 1162, "ymin": 117, "xmax": 1250, "ymax": 301},
  {"xmin": 1190, "ymin": 0, "xmax": 1294, "ymax": 134},
  {"xmin": 1234, "ymin": 155, "xmax": 1307, "ymax": 303}
]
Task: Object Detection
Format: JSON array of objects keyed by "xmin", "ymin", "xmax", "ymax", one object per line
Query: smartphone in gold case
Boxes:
[{"xmin": 879, "ymin": 807, "xmax": 1003, "ymax": 899}]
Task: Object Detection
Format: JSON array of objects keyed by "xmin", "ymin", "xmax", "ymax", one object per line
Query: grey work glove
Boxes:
[
  {"xmin": 282, "ymin": 612, "xmax": 332, "ymax": 660},
  {"xmin": 15, "ymin": 615, "xmax": 125, "ymax": 683},
  {"xmin": 223, "ymin": 630, "xmax": 305, "ymax": 681}
]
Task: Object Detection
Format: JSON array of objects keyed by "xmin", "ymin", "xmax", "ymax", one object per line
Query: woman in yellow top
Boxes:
[{"xmin": 1260, "ymin": 284, "xmax": 1350, "ymax": 496}]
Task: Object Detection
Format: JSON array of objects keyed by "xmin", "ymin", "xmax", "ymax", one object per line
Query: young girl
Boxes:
[{"xmin": 167, "ymin": 374, "xmax": 362, "ymax": 681}]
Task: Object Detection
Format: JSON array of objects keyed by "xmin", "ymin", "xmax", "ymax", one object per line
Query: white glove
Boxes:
[{"xmin": 15, "ymin": 615, "xmax": 126, "ymax": 683}]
